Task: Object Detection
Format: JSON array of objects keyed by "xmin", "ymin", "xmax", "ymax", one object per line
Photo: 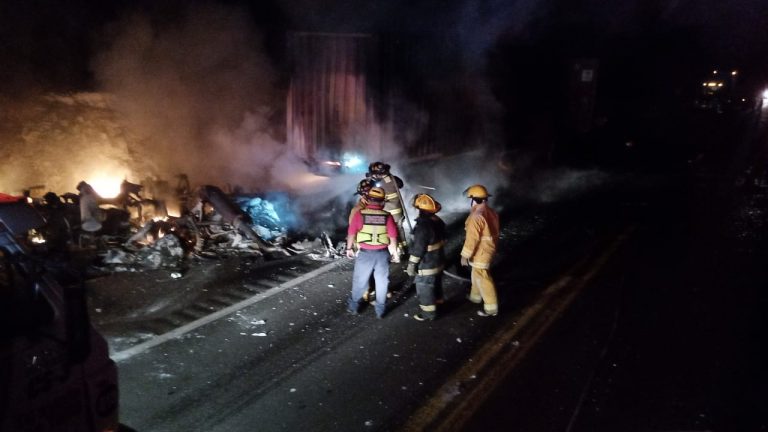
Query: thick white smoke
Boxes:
[
  {"xmin": 0, "ymin": 0, "xmax": 613, "ymax": 220},
  {"xmin": 92, "ymin": 3, "xmax": 297, "ymax": 191}
]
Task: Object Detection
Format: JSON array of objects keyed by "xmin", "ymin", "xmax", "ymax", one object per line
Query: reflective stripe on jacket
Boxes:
[
  {"xmin": 407, "ymin": 213, "xmax": 447, "ymax": 276},
  {"xmin": 378, "ymin": 174, "xmax": 404, "ymax": 215},
  {"xmin": 460, "ymin": 202, "xmax": 499, "ymax": 269},
  {"xmin": 355, "ymin": 208, "xmax": 391, "ymax": 246}
]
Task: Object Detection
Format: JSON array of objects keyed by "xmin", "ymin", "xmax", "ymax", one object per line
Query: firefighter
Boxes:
[
  {"xmin": 350, "ymin": 178, "xmax": 377, "ymax": 303},
  {"xmin": 346, "ymin": 187, "xmax": 398, "ymax": 318},
  {"xmin": 406, "ymin": 193, "xmax": 446, "ymax": 322},
  {"xmin": 460, "ymin": 184, "xmax": 500, "ymax": 317},
  {"xmin": 366, "ymin": 162, "xmax": 406, "ymax": 261}
]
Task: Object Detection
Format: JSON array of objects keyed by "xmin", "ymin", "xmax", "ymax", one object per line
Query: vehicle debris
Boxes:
[{"xmin": 10, "ymin": 174, "xmax": 354, "ymax": 276}]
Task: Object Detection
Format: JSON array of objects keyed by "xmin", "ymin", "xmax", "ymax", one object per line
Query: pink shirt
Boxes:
[{"xmin": 347, "ymin": 203, "xmax": 398, "ymax": 250}]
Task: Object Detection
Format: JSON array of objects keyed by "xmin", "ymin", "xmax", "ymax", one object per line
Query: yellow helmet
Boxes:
[
  {"xmin": 367, "ymin": 187, "xmax": 386, "ymax": 201},
  {"xmin": 464, "ymin": 184, "xmax": 490, "ymax": 199},
  {"xmin": 412, "ymin": 193, "xmax": 441, "ymax": 213}
]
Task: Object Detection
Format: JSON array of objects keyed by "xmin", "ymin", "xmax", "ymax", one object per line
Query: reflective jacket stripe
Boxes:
[
  {"xmin": 469, "ymin": 261, "xmax": 490, "ymax": 270},
  {"xmin": 417, "ymin": 265, "xmax": 444, "ymax": 276},
  {"xmin": 427, "ymin": 240, "xmax": 445, "ymax": 251}
]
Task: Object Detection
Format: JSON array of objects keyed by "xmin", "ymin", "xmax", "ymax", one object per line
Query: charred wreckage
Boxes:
[{"xmin": 14, "ymin": 176, "xmax": 342, "ymax": 275}]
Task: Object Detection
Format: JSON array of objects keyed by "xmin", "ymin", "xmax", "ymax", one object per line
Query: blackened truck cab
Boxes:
[{"xmin": 0, "ymin": 195, "xmax": 119, "ymax": 432}]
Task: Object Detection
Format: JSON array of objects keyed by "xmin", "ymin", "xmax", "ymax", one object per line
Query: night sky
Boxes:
[{"xmin": 1, "ymin": 0, "xmax": 767, "ymax": 95}]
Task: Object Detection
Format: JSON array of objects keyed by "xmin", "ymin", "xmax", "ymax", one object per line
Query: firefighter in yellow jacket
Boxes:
[{"xmin": 460, "ymin": 184, "xmax": 500, "ymax": 317}]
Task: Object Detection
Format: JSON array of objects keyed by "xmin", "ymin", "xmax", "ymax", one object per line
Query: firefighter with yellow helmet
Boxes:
[
  {"xmin": 406, "ymin": 193, "xmax": 447, "ymax": 321},
  {"xmin": 460, "ymin": 184, "xmax": 500, "ymax": 317},
  {"xmin": 346, "ymin": 186, "xmax": 398, "ymax": 318},
  {"xmin": 350, "ymin": 178, "xmax": 379, "ymax": 302},
  {"xmin": 366, "ymin": 162, "xmax": 407, "ymax": 261}
]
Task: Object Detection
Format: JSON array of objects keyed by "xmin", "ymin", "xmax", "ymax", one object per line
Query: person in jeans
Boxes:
[
  {"xmin": 346, "ymin": 187, "xmax": 398, "ymax": 318},
  {"xmin": 366, "ymin": 161, "xmax": 406, "ymax": 261}
]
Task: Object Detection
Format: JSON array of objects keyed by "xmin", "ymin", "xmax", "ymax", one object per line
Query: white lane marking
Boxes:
[{"xmin": 111, "ymin": 260, "xmax": 342, "ymax": 362}]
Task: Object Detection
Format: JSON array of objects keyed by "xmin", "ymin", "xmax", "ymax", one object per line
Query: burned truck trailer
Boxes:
[{"xmin": 286, "ymin": 32, "xmax": 389, "ymax": 174}]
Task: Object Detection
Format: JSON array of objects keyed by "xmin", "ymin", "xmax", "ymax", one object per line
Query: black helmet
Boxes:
[
  {"xmin": 356, "ymin": 178, "xmax": 375, "ymax": 195},
  {"xmin": 367, "ymin": 161, "xmax": 390, "ymax": 176}
]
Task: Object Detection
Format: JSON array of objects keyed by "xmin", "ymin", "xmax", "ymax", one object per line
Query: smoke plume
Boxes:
[{"xmin": 92, "ymin": 3, "xmax": 294, "ymax": 191}]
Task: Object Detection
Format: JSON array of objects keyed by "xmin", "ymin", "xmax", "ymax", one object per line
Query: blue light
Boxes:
[
  {"xmin": 344, "ymin": 155, "xmax": 362, "ymax": 168},
  {"xmin": 234, "ymin": 193, "xmax": 298, "ymax": 241},
  {"xmin": 340, "ymin": 153, "xmax": 367, "ymax": 173}
]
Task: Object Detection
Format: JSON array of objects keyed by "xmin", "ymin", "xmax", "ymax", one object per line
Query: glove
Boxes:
[
  {"xmin": 406, "ymin": 263, "xmax": 417, "ymax": 277},
  {"xmin": 460, "ymin": 257, "xmax": 469, "ymax": 267}
]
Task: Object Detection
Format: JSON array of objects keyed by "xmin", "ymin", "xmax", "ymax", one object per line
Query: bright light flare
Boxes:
[
  {"xmin": 29, "ymin": 229, "xmax": 46, "ymax": 244},
  {"xmin": 343, "ymin": 154, "xmax": 363, "ymax": 168},
  {"xmin": 320, "ymin": 153, "xmax": 367, "ymax": 173},
  {"xmin": 87, "ymin": 175, "xmax": 123, "ymax": 198},
  {"xmin": 166, "ymin": 204, "xmax": 181, "ymax": 218},
  {"xmin": 762, "ymin": 89, "xmax": 768, "ymax": 100}
]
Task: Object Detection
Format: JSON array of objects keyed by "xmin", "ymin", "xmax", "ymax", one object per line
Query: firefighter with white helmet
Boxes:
[
  {"xmin": 346, "ymin": 186, "xmax": 398, "ymax": 318},
  {"xmin": 460, "ymin": 184, "xmax": 500, "ymax": 317},
  {"xmin": 366, "ymin": 162, "xmax": 407, "ymax": 261},
  {"xmin": 406, "ymin": 193, "xmax": 447, "ymax": 321}
]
